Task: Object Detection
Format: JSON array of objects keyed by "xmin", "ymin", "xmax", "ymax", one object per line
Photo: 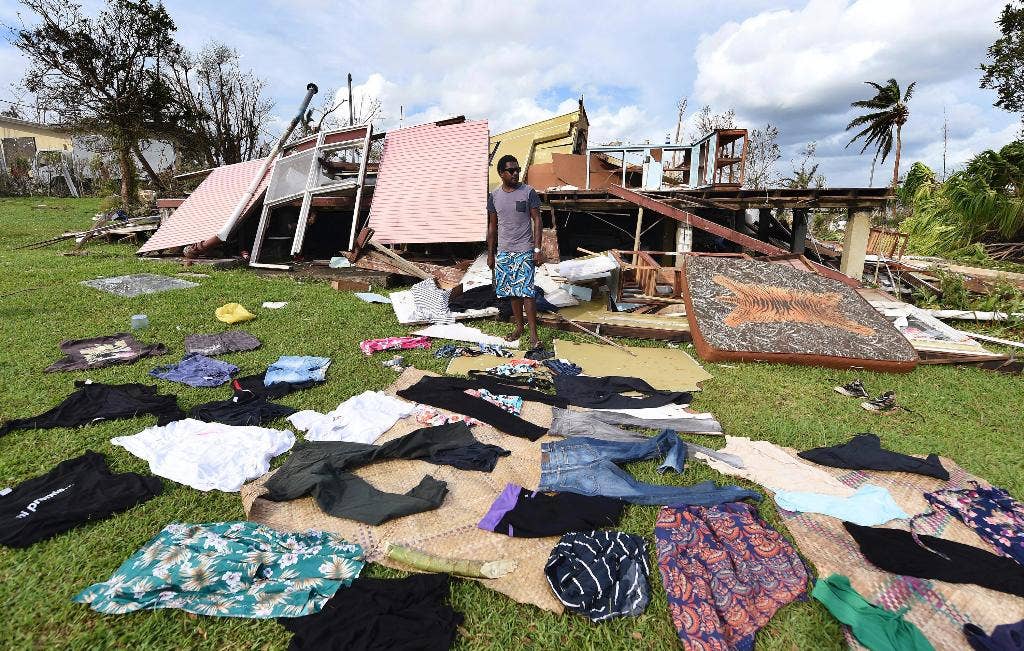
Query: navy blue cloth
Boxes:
[
  {"xmin": 543, "ymin": 359, "xmax": 582, "ymax": 376},
  {"xmin": 798, "ymin": 433, "xmax": 949, "ymax": 480},
  {"xmin": 964, "ymin": 620, "xmax": 1024, "ymax": 651},
  {"xmin": 538, "ymin": 429, "xmax": 762, "ymax": 506},
  {"xmin": 149, "ymin": 353, "xmax": 237, "ymax": 388},
  {"xmin": 545, "ymin": 530, "xmax": 651, "ymax": 621}
]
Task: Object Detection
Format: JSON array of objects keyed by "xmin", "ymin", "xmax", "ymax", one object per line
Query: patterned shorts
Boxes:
[{"xmin": 494, "ymin": 250, "xmax": 536, "ymax": 298}]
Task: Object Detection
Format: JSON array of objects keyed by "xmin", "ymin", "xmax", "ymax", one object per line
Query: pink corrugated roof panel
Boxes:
[
  {"xmin": 138, "ymin": 158, "xmax": 271, "ymax": 253},
  {"xmin": 368, "ymin": 120, "xmax": 489, "ymax": 244}
]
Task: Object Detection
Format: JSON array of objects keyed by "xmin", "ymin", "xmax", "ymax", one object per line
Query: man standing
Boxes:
[{"xmin": 487, "ymin": 154, "xmax": 543, "ymax": 349}]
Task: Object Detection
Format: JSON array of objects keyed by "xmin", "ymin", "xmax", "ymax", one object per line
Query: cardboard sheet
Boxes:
[{"xmin": 552, "ymin": 340, "xmax": 712, "ymax": 391}]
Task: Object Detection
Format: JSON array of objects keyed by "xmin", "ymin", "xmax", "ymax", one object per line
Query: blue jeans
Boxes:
[{"xmin": 538, "ymin": 429, "xmax": 762, "ymax": 506}]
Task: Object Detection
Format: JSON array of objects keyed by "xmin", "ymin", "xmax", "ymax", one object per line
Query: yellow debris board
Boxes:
[{"xmin": 552, "ymin": 340, "xmax": 712, "ymax": 391}]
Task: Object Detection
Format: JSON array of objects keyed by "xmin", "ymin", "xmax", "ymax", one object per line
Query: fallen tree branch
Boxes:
[{"xmin": 385, "ymin": 543, "xmax": 517, "ymax": 578}]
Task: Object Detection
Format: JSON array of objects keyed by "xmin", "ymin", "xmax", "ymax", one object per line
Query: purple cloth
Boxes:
[{"xmin": 478, "ymin": 484, "xmax": 523, "ymax": 532}]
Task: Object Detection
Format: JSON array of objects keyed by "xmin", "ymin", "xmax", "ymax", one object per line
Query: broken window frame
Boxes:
[
  {"xmin": 585, "ymin": 129, "xmax": 747, "ymax": 190},
  {"xmin": 250, "ymin": 124, "xmax": 373, "ymax": 264}
]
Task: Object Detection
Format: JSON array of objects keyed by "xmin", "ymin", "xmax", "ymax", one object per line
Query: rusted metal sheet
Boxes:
[
  {"xmin": 138, "ymin": 159, "xmax": 271, "ymax": 253},
  {"xmin": 368, "ymin": 120, "xmax": 489, "ymax": 244}
]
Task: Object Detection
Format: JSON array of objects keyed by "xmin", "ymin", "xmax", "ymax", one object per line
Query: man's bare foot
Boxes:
[
  {"xmin": 529, "ymin": 339, "xmax": 542, "ymax": 350},
  {"xmin": 505, "ymin": 328, "xmax": 523, "ymax": 342}
]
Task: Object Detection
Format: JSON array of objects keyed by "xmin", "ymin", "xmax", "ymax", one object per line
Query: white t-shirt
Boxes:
[
  {"xmin": 287, "ymin": 391, "xmax": 415, "ymax": 444},
  {"xmin": 111, "ymin": 419, "xmax": 295, "ymax": 492}
]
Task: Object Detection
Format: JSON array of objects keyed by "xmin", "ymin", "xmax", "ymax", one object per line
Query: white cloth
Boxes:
[
  {"xmin": 413, "ymin": 323, "xmax": 518, "ymax": 347},
  {"xmin": 261, "ymin": 301, "xmax": 288, "ymax": 309},
  {"xmin": 556, "ymin": 254, "xmax": 618, "ymax": 281},
  {"xmin": 695, "ymin": 436, "xmax": 856, "ymax": 497},
  {"xmin": 111, "ymin": 419, "xmax": 294, "ymax": 492},
  {"xmin": 594, "ymin": 404, "xmax": 711, "ymax": 419},
  {"xmin": 287, "ymin": 391, "xmax": 415, "ymax": 444}
]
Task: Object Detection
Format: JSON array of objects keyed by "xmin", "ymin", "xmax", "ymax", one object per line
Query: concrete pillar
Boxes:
[
  {"xmin": 840, "ymin": 208, "xmax": 872, "ymax": 280},
  {"xmin": 675, "ymin": 222, "xmax": 692, "ymax": 267}
]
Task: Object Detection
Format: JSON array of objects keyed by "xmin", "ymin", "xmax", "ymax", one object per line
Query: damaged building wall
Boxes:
[{"xmin": 488, "ymin": 102, "xmax": 588, "ymax": 189}]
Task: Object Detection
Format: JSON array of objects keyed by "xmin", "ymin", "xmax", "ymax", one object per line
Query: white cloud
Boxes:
[
  {"xmin": 694, "ymin": 0, "xmax": 1003, "ymax": 117},
  {"xmin": 693, "ymin": 0, "xmax": 1019, "ymax": 185},
  {"xmin": 2, "ymin": 0, "xmax": 1017, "ymax": 187}
]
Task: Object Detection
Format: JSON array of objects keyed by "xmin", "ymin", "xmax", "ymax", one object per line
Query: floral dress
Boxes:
[
  {"xmin": 923, "ymin": 482, "xmax": 1024, "ymax": 565},
  {"xmin": 74, "ymin": 521, "xmax": 364, "ymax": 618}
]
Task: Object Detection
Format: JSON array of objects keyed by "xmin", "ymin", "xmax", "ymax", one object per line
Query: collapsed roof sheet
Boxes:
[
  {"xmin": 368, "ymin": 120, "xmax": 488, "ymax": 244},
  {"xmin": 138, "ymin": 158, "xmax": 270, "ymax": 253}
]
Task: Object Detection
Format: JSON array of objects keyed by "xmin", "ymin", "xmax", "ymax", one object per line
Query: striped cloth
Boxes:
[
  {"xmin": 544, "ymin": 530, "xmax": 651, "ymax": 621},
  {"xmin": 410, "ymin": 278, "xmax": 453, "ymax": 323}
]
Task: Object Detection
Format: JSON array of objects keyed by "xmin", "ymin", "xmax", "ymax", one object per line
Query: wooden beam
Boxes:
[
  {"xmin": 368, "ymin": 241, "xmax": 431, "ymax": 279},
  {"xmin": 608, "ymin": 184, "xmax": 859, "ymax": 287},
  {"xmin": 791, "ymin": 208, "xmax": 808, "ymax": 255},
  {"xmin": 632, "ymin": 207, "xmax": 644, "ymax": 264}
]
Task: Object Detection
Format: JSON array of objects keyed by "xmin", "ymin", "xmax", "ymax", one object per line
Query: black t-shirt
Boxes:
[{"xmin": 0, "ymin": 451, "xmax": 162, "ymax": 548}]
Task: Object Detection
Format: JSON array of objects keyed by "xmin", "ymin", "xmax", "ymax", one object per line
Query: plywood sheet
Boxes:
[{"xmin": 552, "ymin": 340, "xmax": 711, "ymax": 391}]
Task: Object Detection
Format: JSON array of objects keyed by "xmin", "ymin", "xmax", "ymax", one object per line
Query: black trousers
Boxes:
[{"xmin": 397, "ymin": 375, "xmax": 564, "ymax": 440}]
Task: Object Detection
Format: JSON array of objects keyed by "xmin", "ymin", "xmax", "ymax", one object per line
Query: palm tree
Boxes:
[{"xmin": 845, "ymin": 79, "xmax": 916, "ymax": 188}]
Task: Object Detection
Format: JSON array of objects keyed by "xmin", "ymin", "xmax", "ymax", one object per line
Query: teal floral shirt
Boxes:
[{"xmin": 74, "ymin": 521, "xmax": 364, "ymax": 618}]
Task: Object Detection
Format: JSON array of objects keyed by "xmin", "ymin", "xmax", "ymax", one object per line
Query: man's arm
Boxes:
[
  {"xmin": 487, "ymin": 211, "xmax": 498, "ymax": 269},
  {"xmin": 531, "ymin": 207, "xmax": 543, "ymax": 264}
]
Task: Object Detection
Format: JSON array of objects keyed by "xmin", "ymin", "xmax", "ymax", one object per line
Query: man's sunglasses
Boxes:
[{"xmin": 503, "ymin": 167, "xmax": 521, "ymax": 174}]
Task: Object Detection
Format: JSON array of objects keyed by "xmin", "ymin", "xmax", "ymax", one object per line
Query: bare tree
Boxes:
[
  {"xmin": 166, "ymin": 42, "xmax": 274, "ymax": 168},
  {"xmin": 291, "ymin": 81, "xmax": 383, "ymax": 142},
  {"xmin": 11, "ymin": 0, "xmax": 185, "ymax": 209},
  {"xmin": 743, "ymin": 123, "xmax": 781, "ymax": 190},
  {"xmin": 689, "ymin": 105, "xmax": 735, "ymax": 140},
  {"xmin": 782, "ymin": 142, "xmax": 826, "ymax": 189}
]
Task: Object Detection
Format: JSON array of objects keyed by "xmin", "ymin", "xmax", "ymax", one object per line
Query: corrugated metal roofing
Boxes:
[
  {"xmin": 138, "ymin": 158, "xmax": 270, "ymax": 253},
  {"xmin": 368, "ymin": 120, "xmax": 489, "ymax": 244}
]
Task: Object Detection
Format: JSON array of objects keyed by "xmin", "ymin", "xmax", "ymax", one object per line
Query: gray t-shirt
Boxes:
[{"xmin": 488, "ymin": 183, "xmax": 541, "ymax": 252}]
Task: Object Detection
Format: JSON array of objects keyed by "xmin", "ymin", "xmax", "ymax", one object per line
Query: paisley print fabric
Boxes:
[
  {"xmin": 494, "ymin": 250, "xmax": 536, "ymax": 298},
  {"xmin": 654, "ymin": 503, "xmax": 809, "ymax": 650},
  {"xmin": 74, "ymin": 522, "xmax": 363, "ymax": 618},
  {"xmin": 922, "ymin": 482, "xmax": 1024, "ymax": 565}
]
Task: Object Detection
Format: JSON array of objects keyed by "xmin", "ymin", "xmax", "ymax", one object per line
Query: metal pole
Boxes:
[
  {"xmin": 348, "ymin": 74, "xmax": 355, "ymax": 126},
  {"xmin": 213, "ymin": 83, "xmax": 318, "ymax": 243},
  {"xmin": 585, "ymin": 150, "xmax": 591, "ymax": 189}
]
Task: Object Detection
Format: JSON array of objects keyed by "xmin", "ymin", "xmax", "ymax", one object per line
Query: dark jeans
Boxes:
[{"xmin": 539, "ymin": 430, "xmax": 761, "ymax": 506}]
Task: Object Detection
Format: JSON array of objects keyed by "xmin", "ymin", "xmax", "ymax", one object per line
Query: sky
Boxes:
[{"xmin": 0, "ymin": 0, "xmax": 1019, "ymax": 186}]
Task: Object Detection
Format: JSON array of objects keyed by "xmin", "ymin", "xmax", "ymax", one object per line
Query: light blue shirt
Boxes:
[
  {"xmin": 264, "ymin": 356, "xmax": 331, "ymax": 386},
  {"xmin": 774, "ymin": 484, "xmax": 909, "ymax": 526}
]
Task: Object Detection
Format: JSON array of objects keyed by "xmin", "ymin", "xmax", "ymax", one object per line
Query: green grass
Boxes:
[{"xmin": 1, "ymin": 197, "xmax": 1022, "ymax": 650}]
